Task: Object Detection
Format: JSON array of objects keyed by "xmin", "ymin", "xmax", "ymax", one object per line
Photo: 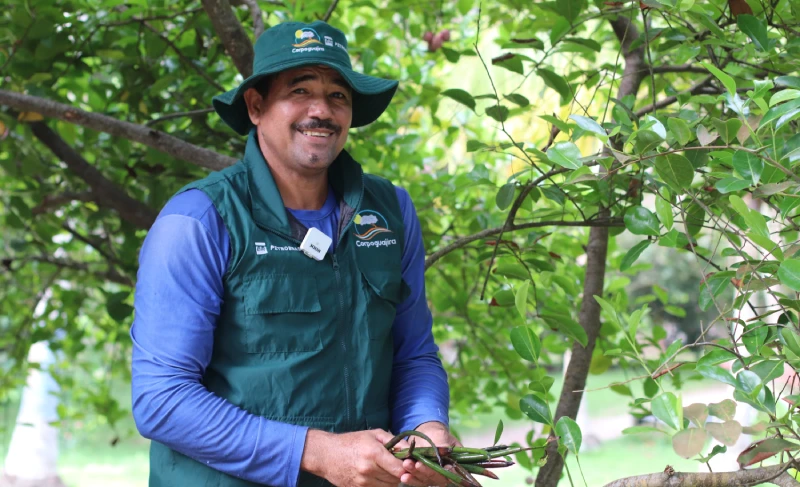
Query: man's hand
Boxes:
[
  {"xmin": 301, "ymin": 429, "xmax": 407, "ymax": 487},
  {"xmin": 399, "ymin": 421, "xmax": 461, "ymax": 487}
]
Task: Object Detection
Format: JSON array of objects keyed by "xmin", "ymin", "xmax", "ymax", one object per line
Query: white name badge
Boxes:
[{"xmin": 300, "ymin": 227, "xmax": 332, "ymax": 261}]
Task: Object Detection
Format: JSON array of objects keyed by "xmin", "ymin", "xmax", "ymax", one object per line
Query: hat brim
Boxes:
[{"xmin": 213, "ymin": 59, "xmax": 399, "ymax": 135}]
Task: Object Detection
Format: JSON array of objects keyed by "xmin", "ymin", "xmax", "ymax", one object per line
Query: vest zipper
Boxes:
[{"xmin": 331, "ymin": 254, "xmax": 352, "ymax": 428}]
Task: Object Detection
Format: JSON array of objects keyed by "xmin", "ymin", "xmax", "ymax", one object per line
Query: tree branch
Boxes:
[
  {"xmin": 634, "ymin": 75, "xmax": 712, "ymax": 117},
  {"xmin": 424, "ymin": 219, "xmax": 623, "ymax": 270},
  {"xmin": 603, "ymin": 464, "xmax": 800, "ymax": 487},
  {"xmin": 201, "ymin": 0, "xmax": 254, "ymax": 77},
  {"xmin": 322, "ymin": 0, "xmax": 340, "ymax": 22},
  {"xmin": 0, "ymin": 90, "xmax": 236, "ymax": 171},
  {"xmin": 31, "ymin": 191, "xmax": 94, "ymax": 215},
  {"xmin": 28, "ymin": 121, "xmax": 158, "ymax": 230},
  {"xmin": 240, "ymin": 0, "xmax": 265, "ymax": 39},
  {"xmin": 650, "ymin": 63, "xmax": 709, "ymax": 74},
  {"xmin": 536, "ymin": 13, "xmax": 645, "ymax": 487},
  {"xmin": 145, "ymin": 107, "xmax": 215, "ymax": 126}
]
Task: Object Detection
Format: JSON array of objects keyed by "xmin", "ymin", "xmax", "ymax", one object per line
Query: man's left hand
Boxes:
[{"xmin": 398, "ymin": 421, "xmax": 461, "ymax": 487}]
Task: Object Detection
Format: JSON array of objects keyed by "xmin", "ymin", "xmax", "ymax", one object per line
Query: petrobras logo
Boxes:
[
  {"xmin": 353, "ymin": 210, "xmax": 396, "ymax": 248},
  {"xmin": 293, "ymin": 28, "xmax": 322, "ymax": 48}
]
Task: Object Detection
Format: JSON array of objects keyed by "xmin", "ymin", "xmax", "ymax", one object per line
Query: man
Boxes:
[{"xmin": 131, "ymin": 20, "xmax": 456, "ymax": 487}]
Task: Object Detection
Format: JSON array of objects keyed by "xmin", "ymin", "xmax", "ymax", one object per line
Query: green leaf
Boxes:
[
  {"xmin": 711, "ymin": 118, "xmax": 742, "ymax": 144},
  {"xmin": 697, "ymin": 349, "xmax": 737, "ymax": 368},
  {"xmin": 554, "ymin": 0, "xmax": 586, "ymax": 23},
  {"xmin": 737, "ymin": 14, "xmax": 770, "ymax": 52},
  {"xmin": 760, "ymin": 98, "xmax": 800, "ymax": 129},
  {"xmin": 655, "ymin": 153, "xmax": 694, "ymax": 191},
  {"xmin": 652, "ymin": 392, "xmax": 683, "ymax": 431},
  {"xmin": 736, "ymin": 370, "xmax": 762, "ymax": 397},
  {"xmin": 769, "ymin": 89, "xmax": 800, "ymax": 107},
  {"xmin": 441, "ymin": 89, "xmax": 476, "ymax": 111},
  {"xmin": 779, "ymin": 259, "xmax": 800, "ymax": 291},
  {"xmin": 668, "ymin": 118, "xmax": 692, "ymax": 146},
  {"xmin": 494, "ymin": 419, "xmax": 504, "ymax": 446},
  {"xmin": 539, "ymin": 115, "xmax": 574, "ymax": 133},
  {"xmin": 505, "ymin": 93, "xmax": 530, "ymax": 107},
  {"xmin": 555, "ymin": 417, "xmax": 582, "ymax": 455},
  {"xmin": 781, "ymin": 327, "xmax": 800, "ymax": 356},
  {"xmin": 520, "ymin": 394, "xmax": 553, "ymax": 426},
  {"xmin": 494, "ymin": 55, "xmax": 524, "ymax": 75},
  {"xmin": 751, "ymin": 360, "xmax": 785, "ymax": 384},
  {"xmin": 776, "ymin": 76, "xmax": 800, "ymax": 89},
  {"xmin": 700, "ymin": 62, "xmax": 736, "ymax": 97},
  {"xmin": 515, "ymin": 281, "xmax": 530, "ymax": 319},
  {"xmin": 496, "ymin": 183, "xmax": 515, "ymax": 210},
  {"xmin": 569, "ymin": 115, "xmax": 607, "ymax": 140},
  {"xmin": 552, "ymin": 316, "xmax": 589, "ymax": 347},
  {"xmin": 510, "ymin": 326, "xmax": 541, "ymax": 363},
  {"xmin": 672, "ymin": 428, "xmax": 708, "ymax": 459},
  {"xmin": 466, "ymin": 140, "xmax": 487, "ymax": 152},
  {"xmin": 624, "ymin": 206, "xmax": 660, "ymax": 236},
  {"xmin": 621, "ymin": 240, "xmax": 651, "ymax": 271},
  {"xmin": 696, "ymin": 365, "xmax": 737, "ymax": 388},
  {"xmin": 716, "ymin": 177, "xmax": 752, "ymax": 193},
  {"xmin": 546, "ymin": 141, "xmax": 582, "ymax": 170},
  {"xmin": 485, "ymin": 105, "xmax": 510, "ymax": 122},
  {"xmin": 732, "ymin": 150, "xmax": 764, "ymax": 185},
  {"xmin": 729, "ymin": 195, "xmax": 770, "ymax": 238},
  {"xmin": 742, "ymin": 322, "xmax": 769, "ymax": 355},
  {"xmin": 536, "ymin": 68, "xmax": 572, "ymax": 105},
  {"xmin": 655, "ymin": 189, "xmax": 673, "ymax": 230}
]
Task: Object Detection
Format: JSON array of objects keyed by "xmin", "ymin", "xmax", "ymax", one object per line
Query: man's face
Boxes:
[{"xmin": 244, "ymin": 65, "xmax": 353, "ymax": 176}]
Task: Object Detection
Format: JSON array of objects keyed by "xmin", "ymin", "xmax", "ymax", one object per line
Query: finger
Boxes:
[
  {"xmin": 374, "ymin": 449, "xmax": 407, "ymax": 479},
  {"xmin": 372, "ymin": 428, "xmax": 400, "ymax": 444},
  {"xmin": 399, "ymin": 471, "xmax": 431, "ymax": 487}
]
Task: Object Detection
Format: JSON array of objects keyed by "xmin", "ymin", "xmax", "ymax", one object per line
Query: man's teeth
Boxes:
[{"xmin": 302, "ymin": 131, "xmax": 331, "ymax": 137}]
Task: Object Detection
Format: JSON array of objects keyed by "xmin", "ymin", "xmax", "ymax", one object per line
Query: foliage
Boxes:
[{"xmin": 2, "ymin": 0, "xmax": 800, "ymax": 485}]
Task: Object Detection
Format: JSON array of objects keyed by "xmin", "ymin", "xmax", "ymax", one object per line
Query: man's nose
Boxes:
[{"xmin": 307, "ymin": 96, "xmax": 334, "ymax": 119}]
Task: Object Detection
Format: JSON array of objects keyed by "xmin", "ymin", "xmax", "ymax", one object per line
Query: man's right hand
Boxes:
[{"xmin": 301, "ymin": 429, "xmax": 407, "ymax": 487}]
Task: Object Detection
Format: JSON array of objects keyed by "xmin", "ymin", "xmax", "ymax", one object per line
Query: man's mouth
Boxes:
[{"xmin": 300, "ymin": 130, "xmax": 333, "ymax": 138}]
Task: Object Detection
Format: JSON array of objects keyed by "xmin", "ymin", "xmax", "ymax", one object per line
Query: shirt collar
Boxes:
[{"xmin": 243, "ymin": 128, "xmax": 364, "ymax": 237}]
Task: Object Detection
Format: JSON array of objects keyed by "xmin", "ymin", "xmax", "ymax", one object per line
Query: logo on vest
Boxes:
[
  {"xmin": 353, "ymin": 210, "xmax": 397, "ymax": 248},
  {"xmin": 255, "ymin": 242, "xmax": 268, "ymax": 255}
]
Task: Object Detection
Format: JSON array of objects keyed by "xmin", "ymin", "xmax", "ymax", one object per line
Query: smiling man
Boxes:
[{"xmin": 130, "ymin": 20, "xmax": 454, "ymax": 487}]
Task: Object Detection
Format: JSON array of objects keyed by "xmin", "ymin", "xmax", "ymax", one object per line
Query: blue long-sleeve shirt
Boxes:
[{"xmin": 131, "ymin": 185, "xmax": 449, "ymax": 486}]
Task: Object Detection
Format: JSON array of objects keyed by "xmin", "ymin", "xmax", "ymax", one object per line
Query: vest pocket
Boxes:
[
  {"xmin": 361, "ymin": 270, "xmax": 409, "ymax": 340},
  {"xmin": 243, "ymin": 275, "xmax": 323, "ymax": 353}
]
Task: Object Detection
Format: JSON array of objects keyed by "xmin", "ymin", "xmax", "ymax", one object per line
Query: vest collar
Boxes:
[{"xmin": 243, "ymin": 128, "xmax": 364, "ymax": 238}]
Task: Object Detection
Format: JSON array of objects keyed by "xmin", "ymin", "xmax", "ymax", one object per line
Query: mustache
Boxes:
[{"xmin": 293, "ymin": 119, "xmax": 341, "ymax": 133}]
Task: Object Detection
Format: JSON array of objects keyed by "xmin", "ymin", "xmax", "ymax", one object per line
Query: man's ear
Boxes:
[{"xmin": 242, "ymin": 88, "xmax": 265, "ymax": 125}]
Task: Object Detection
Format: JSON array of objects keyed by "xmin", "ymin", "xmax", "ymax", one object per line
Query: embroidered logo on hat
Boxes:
[{"xmin": 293, "ymin": 28, "xmax": 322, "ymax": 48}]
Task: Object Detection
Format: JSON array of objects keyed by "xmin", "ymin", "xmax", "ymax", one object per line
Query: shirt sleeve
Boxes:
[
  {"xmin": 389, "ymin": 186, "xmax": 450, "ymax": 433},
  {"xmin": 131, "ymin": 190, "xmax": 307, "ymax": 487}
]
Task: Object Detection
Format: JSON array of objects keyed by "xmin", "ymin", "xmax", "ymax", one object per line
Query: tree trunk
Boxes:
[
  {"xmin": 535, "ymin": 14, "xmax": 646, "ymax": 487},
  {"xmin": 1, "ymin": 342, "xmax": 66, "ymax": 487}
]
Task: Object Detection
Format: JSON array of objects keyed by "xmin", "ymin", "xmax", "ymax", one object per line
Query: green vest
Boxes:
[{"xmin": 148, "ymin": 131, "xmax": 410, "ymax": 487}]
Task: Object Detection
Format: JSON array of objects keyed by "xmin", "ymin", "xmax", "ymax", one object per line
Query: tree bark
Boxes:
[
  {"xmin": 202, "ymin": 0, "xmax": 255, "ymax": 78},
  {"xmin": 0, "ymin": 90, "xmax": 236, "ymax": 171},
  {"xmin": 603, "ymin": 464, "xmax": 800, "ymax": 487},
  {"xmin": 29, "ymin": 122, "xmax": 158, "ymax": 230},
  {"xmin": 535, "ymin": 14, "xmax": 646, "ymax": 487}
]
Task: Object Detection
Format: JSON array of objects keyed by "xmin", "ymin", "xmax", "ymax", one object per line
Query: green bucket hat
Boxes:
[{"xmin": 213, "ymin": 21, "xmax": 399, "ymax": 135}]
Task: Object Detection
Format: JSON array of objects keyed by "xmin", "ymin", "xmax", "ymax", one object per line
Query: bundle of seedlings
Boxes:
[{"xmin": 385, "ymin": 430, "xmax": 537, "ymax": 487}]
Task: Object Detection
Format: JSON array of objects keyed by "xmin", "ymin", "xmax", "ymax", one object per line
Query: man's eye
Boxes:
[
  {"xmin": 331, "ymin": 92, "xmax": 346, "ymax": 99},
  {"xmin": 293, "ymin": 88, "xmax": 307, "ymax": 94}
]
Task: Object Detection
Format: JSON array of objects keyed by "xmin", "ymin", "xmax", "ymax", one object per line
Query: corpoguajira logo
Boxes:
[
  {"xmin": 353, "ymin": 211, "xmax": 392, "ymax": 241},
  {"xmin": 293, "ymin": 28, "xmax": 322, "ymax": 48}
]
